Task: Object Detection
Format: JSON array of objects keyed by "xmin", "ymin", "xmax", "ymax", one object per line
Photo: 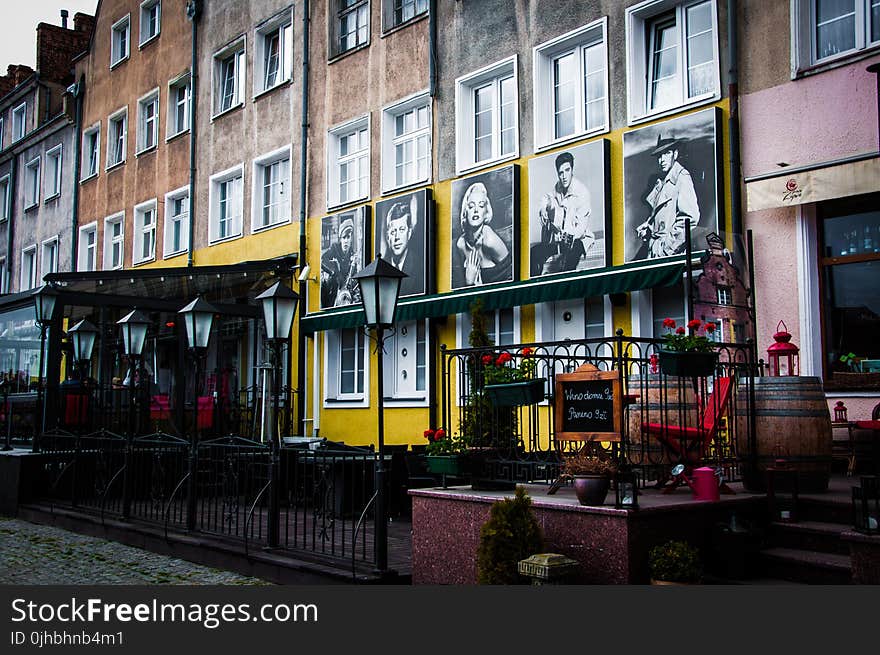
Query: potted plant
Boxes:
[
  {"xmin": 476, "ymin": 487, "xmax": 544, "ymax": 584},
  {"xmin": 424, "ymin": 427, "xmax": 471, "ymax": 475},
  {"xmin": 481, "ymin": 347, "xmax": 546, "ymax": 406},
  {"xmin": 657, "ymin": 318, "xmax": 718, "ymax": 377},
  {"xmin": 559, "ymin": 451, "xmax": 618, "ymax": 506},
  {"xmin": 648, "ymin": 540, "xmax": 702, "ymax": 585}
]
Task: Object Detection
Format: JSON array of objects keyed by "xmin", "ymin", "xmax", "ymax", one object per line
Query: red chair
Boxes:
[{"xmin": 642, "ymin": 376, "xmax": 734, "ymax": 493}]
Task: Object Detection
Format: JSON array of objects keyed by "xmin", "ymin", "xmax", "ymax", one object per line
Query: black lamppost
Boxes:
[
  {"xmin": 178, "ymin": 296, "xmax": 218, "ymax": 531},
  {"xmin": 117, "ymin": 309, "xmax": 150, "ymax": 519},
  {"xmin": 353, "ymin": 256, "xmax": 406, "ymax": 575},
  {"xmin": 67, "ymin": 319, "xmax": 98, "ymax": 433},
  {"xmin": 255, "ymin": 281, "xmax": 299, "ymax": 548},
  {"xmin": 32, "ymin": 284, "xmax": 58, "ymax": 452}
]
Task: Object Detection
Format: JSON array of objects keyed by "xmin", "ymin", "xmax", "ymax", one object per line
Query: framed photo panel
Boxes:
[
  {"xmin": 622, "ymin": 107, "xmax": 722, "ymax": 263},
  {"xmin": 375, "ymin": 188, "xmax": 432, "ymax": 299},
  {"xmin": 450, "ymin": 165, "xmax": 518, "ymax": 291},
  {"xmin": 528, "ymin": 139, "xmax": 610, "ymax": 278},
  {"xmin": 320, "ymin": 205, "xmax": 370, "ymax": 310}
]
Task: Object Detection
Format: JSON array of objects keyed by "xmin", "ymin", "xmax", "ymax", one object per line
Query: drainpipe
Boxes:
[
  {"xmin": 296, "ymin": 0, "xmax": 310, "ymax": 436},
  {"xmin": 186, "ymin": 0, "xmax": 200, "ymax": 267},
  {"xmin": 429, "ymin": 0, "xmax": 438, "ymax": 97},
  {"xmin": 6, "ymin": 158, "xmax": 16, "ymax": 290},
  {"xmin": 427, "ymin": 0, "xmax": 439, "ymax": 428},
  {"xmin": 70, "ymin": 76, "xmax": 84, "ymax": 270},
  {"xmin": 728, "ymin": 0, "xmax": 743, "ymax": 239}
]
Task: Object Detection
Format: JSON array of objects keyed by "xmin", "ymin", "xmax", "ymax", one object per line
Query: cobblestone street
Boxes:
[{"xmin": 0, "ymin": 518, "xmax": 272, "ymax": 585}]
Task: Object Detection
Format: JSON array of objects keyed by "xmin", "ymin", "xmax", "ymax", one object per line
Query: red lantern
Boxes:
[{"xmin": 767, "ymin": 320, "xmax": 799, "ymax": 376}]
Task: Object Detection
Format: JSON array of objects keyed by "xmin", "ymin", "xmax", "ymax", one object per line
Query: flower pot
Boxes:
[
  {"xmin": 426, "ymin": 454, "xmax": 468, "ymax": 476},
  {"xmin": 572, "ymin": 475, "xmax": 610, "ymax": 506},
  {"xmin": 483, "ymin": 378, "xmax": 546, "ymax": 407},
  {"xmin": 658, "ymin": 350, "xmax": 717, "ymax": 377}
]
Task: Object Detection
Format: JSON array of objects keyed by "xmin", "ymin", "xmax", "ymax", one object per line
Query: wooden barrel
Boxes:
[
  {"xmin": 625, "ymin": 374, "xmax": 698, "ymax": 467},
  {"xmin": 736, "ymin": 376, "xmax": 832, "ymax": 492}
]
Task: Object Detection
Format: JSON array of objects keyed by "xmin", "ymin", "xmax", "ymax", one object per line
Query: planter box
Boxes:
[
  {"xmin": 426, "ymin": 454, "xmax": 469, "ymax": 476},
  {"xmin": 658, "ymin": 350, "xmax": 717, "ymax": 378},
  {"xmin": 483, "ymin": 379, "xmax": 546, "ymax": 407}
]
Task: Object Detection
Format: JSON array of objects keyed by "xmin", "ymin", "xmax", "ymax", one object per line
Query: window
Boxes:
[
  {"xmin": 213, "ymin": 39, "xmax": 246, "ymax": 116},
  {"xmin": 381, "ymin": 92, "xmax": 430, "ymax": 193},
  {"xmin": 323, "ymin": 327, "xmax": 369, "ymax": 405},
  {"xmin": 252, "ymin": 146, "xmax": 291, "ymax": 230},
  {"xmin": 717, "ymin": 287, "xmax": 732, "ymax": 306},
  {"xmin": 256, "ymin": 12, "xmax": 293, "ymax": 94},
  {"xmin": 78, "ymin": 222, "xmax": 98, "ymax": 272},
  {"xmin": 12, "ymin": 103, "xmax": 26, "ymax": 142},
  {"xmin": 111, "ymin": 15, "xmax": 131, "ymax": 67},
  {"xmin": 383, "ymin": 319, "xmax": 429, "ymax": 404},
  {"xmin": 0, "ymin": 258, "xmax": 5, "ymax": 294},
  {"xmin": 383, "ymin": 0, "xmax": 427, "ymax": 31},
  {"xmin": 457, "ymin": 307, "xmax": 520, "ymax": 349},
  {"xmin": 137, "ymin": 89, "xmax": 159, "ymax": 153},
  {"xmin": 133, "ymin": 199, "xmax": 157, "ymax": 264},
  {"xmin": 651, "ymin": 280, "xmax": 686, "ymax": 337},
  {"xmin": 103, "ymin": 213, "xmax": 125, "ymax": 270},
  {"xmin": 533, "ymin": 19, "xmax": 608, "ymax": 150},
  {"xmin": 455, "ymin": 56, "xmax": 518, "ymax": 174},
  {"xmin": 792, "ymin": 0, "xmax": 880, "ymax": 71},
  {"xmin": 625, "ymin": 0, "xmax": 719, "ymax": 123},
  {"xmin": 82, "ymin": 124, "xmax": 100, "ymax": 179},
  {"xmin": 209, "ymin": 165, "xmax": 244, "ymax": 243},
  {"xmin": 163, "ymin": 186, "xmax": 190, "ymax": 257},
  {"xmin": 327, "ymin": 116, "xmax": 369, "ymax": 209},
  {"xmin": 333, "ymin": 0, "xmax": 369, "ymax": 57},
  {"xmin": 45, "ymin": 145, "xmax": 62, "ymax": 199},
  {"xmin": 107, "ymin": 108, "xmax": 127, "ymax": 168},
  {"xmin": 0, "ymin": 175, "xmax": 9, "ymax": 221},
  {"xmin": 41, "ymin": 238, "xmax": 58, "ymax": 279},
  {"xmin": 167, "ymin": 74, "xmax": 191, "ymax": 137},
  {"xmin": 20, "ymin": 246, "xmax": 37, "ymax": 291},
  {"xmin": 139, "ymin": 0, "xmax": 161, "ymax": 46},
  {"xmin": 24, "ymin": 157, "xmax": 40, "ymax": 209},
  {"xmin": 0, "ymin": 117, "xmax": 4, "ymax": 149}
]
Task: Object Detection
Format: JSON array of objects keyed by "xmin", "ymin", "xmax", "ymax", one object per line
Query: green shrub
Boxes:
[
  {"xmin": 476, "ymin": 487, "xmax": 544, "ymax": 584},
  {"xmin": 648, "ymin": 540, "xmax": 702, "ymax": 583}
]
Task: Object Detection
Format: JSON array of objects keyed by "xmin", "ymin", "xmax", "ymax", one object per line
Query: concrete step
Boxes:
[
  {"xmin": 769, "ymin": 520, "xmax": 851, "ymax": 555},
  {"xmin": 795, "ymin": 497, "xmax": 854, "ymax": 526},
  {"xmin": 758, "ymin": 547, "xmax": 852, "ymax": 585}
]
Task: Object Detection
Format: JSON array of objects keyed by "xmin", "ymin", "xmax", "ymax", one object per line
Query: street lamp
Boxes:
[
  {"xmin": 353, "ymin": 256, "xmax": 406, "ymax": 575},
  {"xmin": 67, "ymin": 319, "xmax": 99, "ymax": 434},
  {"xmin": 255, "ymin": 281, "xmax": 299, "ymax": 548},
  {"xmin": 32, "ymin": 285, "xmax": 59, "ymax": 451}
]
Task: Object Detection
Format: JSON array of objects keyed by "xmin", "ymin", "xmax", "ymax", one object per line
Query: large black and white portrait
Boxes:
[
  {"xmin": 623, "ymin": 107, "xmax": 721, "ymax": 263},
  {"xmin": 320, "ymin": 206, "xmax": 369, "ymax": 310},
  {"xmin": 376, "ymin": 189, "xmax": 431, "ymax": 298},
  {"xmin": 450, "ymin": 165, "xmax": 517, "ymax": 290},
  {"xmin": 528, "ymin": 139, "xmax": 609, "ymax": 277}
]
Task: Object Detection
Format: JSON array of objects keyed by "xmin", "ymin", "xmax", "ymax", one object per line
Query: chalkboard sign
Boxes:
[{"xmin": 554, "ymin": 366, "xmax": 622, "ymax": 443}]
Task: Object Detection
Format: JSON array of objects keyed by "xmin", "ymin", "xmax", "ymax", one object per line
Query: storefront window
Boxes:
[{"xmin": 0, "ymin": 305, "xmax": 42, "ymax": 393}]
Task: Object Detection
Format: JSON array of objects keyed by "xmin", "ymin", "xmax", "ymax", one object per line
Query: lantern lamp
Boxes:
[
  {"xmin": 767, "ymin": 320, "xmax": 799, "ymax": 376},
  {"xmin": 116, "ymin": 309, "xmax": 151, "ymax": 357},
  {"xmin": 353, "ymin": 256, "xmax": 406, "ymax": 330},
  {"xmin": 178, "ymin": 296, "xmax": 218, "ymax": 351},
  {"xmin": 67, "ymin": 319, "xmax": 98, "ymax": 363},
  {"xmin": 853, "ymin": 475, "xmax": 879, "ymax": 535},
  {"xmin": 615, "ymin": 466, "xmax": 639, "ymax": 510},
  {"xmin": 255, "ymin": 281, "xmax": 299, "ymax": 342},
  {"xmin": 33, "ymin": 284, "xmax": 59, "ymax": 326}
]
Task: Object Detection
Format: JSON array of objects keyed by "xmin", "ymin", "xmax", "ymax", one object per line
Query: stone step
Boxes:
[
  {"xmin": 792, "ymin": 497, "xmax": 854, "ymax": 526},
  {"xmin": 758, "ymin": 547, "xmax": 852, "ymax": 585},
  {"xmin": 769, "ymin": 520, "xmax": 851, "ymax": 555}
]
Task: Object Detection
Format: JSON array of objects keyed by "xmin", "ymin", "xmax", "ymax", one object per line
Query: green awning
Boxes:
[{"xmin": 301, "ymin": 254, "xmax": 698, "ymax": 333}]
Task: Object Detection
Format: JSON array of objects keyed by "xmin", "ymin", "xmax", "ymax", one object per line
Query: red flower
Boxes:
[
  {"xmin": 687, "ymin": 319, "xmax": 702, "ymax": 330},
  {"xmin": 705, "ymin": 322, "xmax": 716, "ymax": 334},
  {"xmin": 675, "ymin": 326, "xmax": 686, "ymax": 335},
  {"xmin": 481, "ymin": 354, "xmax": 493, "ymax": 365},
  {"xmin": 434, "ymin": 429, "xmax": 446, "ymax": 441},
  {"xmin": 496, "ymin": 352, "xmax": 513, "ymax": 365},
  {"xmin": 522, "ymin": 347, "xmax": 533, "ymax": 356},
  {"xmin": 662, "ymin": 318, "xmax": 676, "ymax": 329},
  {"xmin": 424, "ymin": 429, "xmax": 435, "ymax": 440}
]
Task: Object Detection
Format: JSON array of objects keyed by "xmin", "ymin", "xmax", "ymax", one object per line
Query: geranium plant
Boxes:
[
  {"xmin": 482, "ymin": 347, "xmax": 537, "ymax": 385},
  {"xmin": 660, "ymin": 318, "xmax": 717, "ymax": 353},
  {"xmin": 424, "ymin": 428, "xmax": 470, "ymax": 456}
]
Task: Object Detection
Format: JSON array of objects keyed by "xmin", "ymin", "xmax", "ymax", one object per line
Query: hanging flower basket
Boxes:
[
  {"xmin": 483, "ymin": 378, "xmax": 546, "ymax": 407},
  {"xmin": 658, "ymin": 350, "xmax": 718, "ymax": 378}
]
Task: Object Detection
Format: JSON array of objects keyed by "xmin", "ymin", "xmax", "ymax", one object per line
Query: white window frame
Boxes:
[
  {"xmin": 209, "ymin": 164, "xmax": 244, "ymax": 244},
  {"xmin": 625, "ymin": 0, "xmax": 720, "ymax": 125},
  {"xmin": 139, "ymin": 0, "xmax": 161, "ymax": 47},
  {"xmin": 136, "ymin": 89, "xmax": 160, "ymax": 154},
  {"xmin": 163, "ymin": 185, "xmax": 190, "ymax": 258},
  {"xmin": 255, "ymin": 10, "xmax": 293, "ymax": 96},
  {"xmin": 20, "ymin": 245, "xmax": 37, "ymax": 291},
  {"xmin": 212, "ymin": 38, "xmax": 247, "ymax": 118},
  {"xmin": 40, "ymin": 237, "xmax": 59, "ymax": 279},
  {"xmin": 454, "ymin": 55, "xmax": 519, "ymax": 175},
  {"xmin": 382, "ymin": 319, "xmax": 430, "ymax": 406},
  {"xmin": 533, "ymin": 18, "xmax": 609, "ymax": 152},
  {"xmin": 792, "ymin": 0, "xmax": 880, "ymax": 75},
  {"xmin": 103, "ymin": 212, "xmax": 125, "ymax": 270},
  {"xmin": 454, "ymin": 307, "xmax": 521, "ymax": 406},
  {"xmin": 24, "ymin": 157, "xmax": 40, "ymax": 210},
  {"xmin": 78, "ymin": 221, "xmax": 98, "ymax": 272},
  {"xmin": 322, "ymin": 327, "xmax": 370, "ymax": 408},
  {"xmin": 44, "ymin": 145, "xmax": 63, "ymax": 200},
  {"xmin": 82, "ymin": 123, "xmax": 101, "ymax": 180},
  {"xmin": 167, "ymin": 73, "xmax": 191, "ymax": 139},
  {"xmin": 133, "ymin": 198, "xmax": 157, "ymax": 265},
  {"xmin": 111, "ymin": 15, "xmax": 131, "ymax": 68},
  {"xmin": 326, "ymin": 115, "xmax": 370, "ymax": 210},
  {"xmin": 252, "ymin": 145, "xmax": 292, "ymax": 232},
  {"xmin": 0, "ymin": 174, "xmax": 10, "ymax": 221},
  {"xmin": 12, "ymin": 103, "xmax": 26, "ymax": 142},
  {"xmin": 382, "ymin": 0, "xmax": 428, "ymax": 32},
  {"xmin": 332, "ymin": 0, "xmax": 370, "ymax": 58},
  {"xmin": 107, "ymin": 107, "xmax": 128, "ymax": 169},
  {"xmin": 381, "ymin": 91, "xmax": 431, "ymax": 194}
]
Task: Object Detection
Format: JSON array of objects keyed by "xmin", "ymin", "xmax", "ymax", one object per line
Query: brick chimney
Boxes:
[
  {"xmin": 73, "ymin": 13, "xmax": 95, "ymax": 35},
  {"xmin": 0, "ymin": 65, "xmax": 34, "ymax": 99},
  {"xmin": 36, "ymin": 14, "xmax": 93, "ymax": 85}
]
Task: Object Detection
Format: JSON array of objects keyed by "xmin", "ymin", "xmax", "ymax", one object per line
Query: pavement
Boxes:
[{"xmin": 0, "ymin": 517, "xmax": 272, "ymax": 585}]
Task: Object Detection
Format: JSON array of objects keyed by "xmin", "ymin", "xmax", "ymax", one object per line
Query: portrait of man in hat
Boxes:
[{"xmin": 320, "ymin": 209, "xmax": 366, "ymax": 309}]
